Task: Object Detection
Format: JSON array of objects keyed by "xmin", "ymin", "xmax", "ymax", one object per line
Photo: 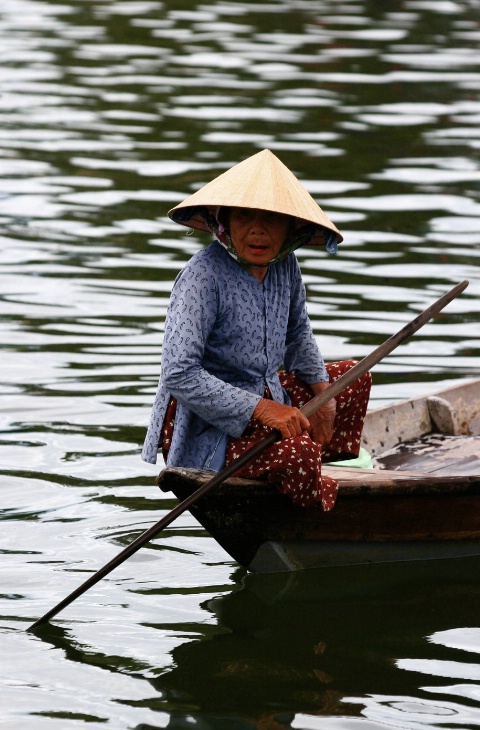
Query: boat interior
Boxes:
[{"xmin": 358, "ymin": 378, "xmax": 480, "ymax": 477}]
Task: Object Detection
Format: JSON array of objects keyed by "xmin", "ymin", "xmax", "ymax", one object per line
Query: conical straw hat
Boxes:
[{"xmin": 168, "ymin": 149, "xmax": 342, "ymax": 246}]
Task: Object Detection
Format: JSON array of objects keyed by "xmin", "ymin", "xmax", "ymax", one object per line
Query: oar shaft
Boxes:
[
  {"xmin": 27, "ymin": 430, "xmax": 278, "ymax": 632},
  {"xmin": 301, "ymin": 279, "xmax": 469, "ymax": 418},
  {"xmin": 27, "ymin": 279, "xmax": 468, "ymax": 632}
]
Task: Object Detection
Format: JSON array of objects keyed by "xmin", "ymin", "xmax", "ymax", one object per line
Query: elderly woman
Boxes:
[{"xmin": 142, "ymin": 150, "xmax": 371, "ymax": 510}]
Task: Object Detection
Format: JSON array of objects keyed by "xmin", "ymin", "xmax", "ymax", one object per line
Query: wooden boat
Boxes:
[{"xmin": 157, "ymin": 378, "xmax": 480, "ymax": 573}]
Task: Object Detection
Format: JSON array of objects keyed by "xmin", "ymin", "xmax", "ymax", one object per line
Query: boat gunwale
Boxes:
[{"xmin": 157, "ymin": 465, "xmax": 480, "ymax": 498}]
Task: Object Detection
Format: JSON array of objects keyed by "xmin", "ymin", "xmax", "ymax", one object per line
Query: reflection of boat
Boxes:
[
  {"xmin": 157, "ymin": 379, "xmax": 480, "ymax": 573},
  {"xmin": 148, "ymin": 559, "xmax": 480, "ymax": 723},
  {"xmin": 40, "ymin": 559, "xmax": 480, "ymax": 727}
]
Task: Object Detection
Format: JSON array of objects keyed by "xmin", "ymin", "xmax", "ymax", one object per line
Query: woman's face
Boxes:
[{"xmin": 228, "ymin": 207, "xmax": 292, "ymax": 267}]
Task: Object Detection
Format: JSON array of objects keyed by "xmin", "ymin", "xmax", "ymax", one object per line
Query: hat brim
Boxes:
[{"xmin": 168, "ymin": 149, "xmax": 343, "ymax": 246}]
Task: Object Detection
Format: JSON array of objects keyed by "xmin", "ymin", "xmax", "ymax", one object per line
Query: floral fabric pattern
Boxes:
[{"xmin": 225, "ymin": 363, "xmax": 372, "ymax": 510}]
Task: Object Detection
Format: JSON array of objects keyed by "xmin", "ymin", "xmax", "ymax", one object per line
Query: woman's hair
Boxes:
[{"xmin": 217, "ymin": 206, "xmax": 231, "ymax": 233}]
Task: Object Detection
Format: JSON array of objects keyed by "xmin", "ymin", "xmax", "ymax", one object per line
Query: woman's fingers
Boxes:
[
  {"xmin": 308, "ymin": 401, "xmax": 336, "ymax": 446},
  {"xmin": 253, "ymin": 397, "xmax": 338, "ymax": 444},
  {"xmin": 253, "ymin": 399, "xmax": 310, "ymax": 438},
  {"xmin": 282, "ymin": 411, "xmax": 308, "ymax": 438}
]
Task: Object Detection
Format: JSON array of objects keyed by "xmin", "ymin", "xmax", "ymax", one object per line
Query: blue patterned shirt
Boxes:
[{"xmin": 141, "ymin": 240, "xmax": 328, "ymax": 469}]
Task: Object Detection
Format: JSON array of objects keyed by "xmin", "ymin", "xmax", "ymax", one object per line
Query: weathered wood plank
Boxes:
[
  {"xmin": 361, "ymin": 377, "xmax": 480, "ymax": 457},
  {"xmin": 373, "ymin": 435, "xmax": 480, "ymax": 476},
  {"xmin": 361, "ymin": 397, "xmax": 431, "ymax": 457}
]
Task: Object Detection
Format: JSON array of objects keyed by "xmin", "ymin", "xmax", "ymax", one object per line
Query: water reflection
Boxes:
[
  {"xmin": 2, "ymin": 0, "xmax": 480, "ymax": 727},
  {"xmin": 31, "ymin": 559, "xmax": 480, "ymax": 729}
]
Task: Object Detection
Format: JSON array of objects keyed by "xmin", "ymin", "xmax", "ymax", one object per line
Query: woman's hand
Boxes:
[
  {"xmin": 308, "ymin": 401, "xmax": 336, "ymax": 447},
  {"xmin": 253, "ymin": 398, "xmax": 310, "ymax": 440},
  {"xmin": 308, "ymin": 381, "xmax": 336, "ymax": 448},
  {"xmin": 253, "ymin": 381, "xmax": 336, "ymax": 447}
]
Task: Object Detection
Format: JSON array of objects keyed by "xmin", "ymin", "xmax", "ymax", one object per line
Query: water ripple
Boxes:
[{"xmin": 2, "ymin": 0, "xmax": 480, "ymax": 726}]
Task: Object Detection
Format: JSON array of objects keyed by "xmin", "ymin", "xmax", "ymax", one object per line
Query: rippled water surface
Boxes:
[{"xmin": 2, "ymin": 1, "xmax": 480, "ymax": 728}]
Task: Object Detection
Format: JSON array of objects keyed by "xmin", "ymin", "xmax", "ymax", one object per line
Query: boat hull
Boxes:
[{"xmin": 157, "ymin": 467, "xmax": 480, "ymax": 573}]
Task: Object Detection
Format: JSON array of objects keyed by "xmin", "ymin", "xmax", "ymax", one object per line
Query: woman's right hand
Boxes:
[{"xmin": 253, "ymin": 398, "xmax": 310, "ymax": 440}]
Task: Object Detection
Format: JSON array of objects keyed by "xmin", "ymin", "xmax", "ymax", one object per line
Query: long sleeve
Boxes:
[{"xmin": 162, "ymin": 260, "xmax": 261, "ymax": 439}]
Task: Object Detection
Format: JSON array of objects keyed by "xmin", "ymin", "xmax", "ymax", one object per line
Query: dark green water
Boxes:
[{"xmin": 1, "ymin": 1, "xmax": 480, "ymax": 728}]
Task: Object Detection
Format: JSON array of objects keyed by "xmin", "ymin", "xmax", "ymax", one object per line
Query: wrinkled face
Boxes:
[{"xmin": 228, "ymin": 207, "xmax": 292, "ymax": 268}]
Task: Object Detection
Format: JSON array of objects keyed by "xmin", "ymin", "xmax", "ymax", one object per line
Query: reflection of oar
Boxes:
[{"xmin": 27, "ymin": 279, "xmax": 469, "ymax": 632}]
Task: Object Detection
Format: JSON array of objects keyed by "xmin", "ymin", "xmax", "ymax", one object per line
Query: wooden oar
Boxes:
[{"xmin": 27, "ymin": 279, "xmax": 468, "ymax": 631}]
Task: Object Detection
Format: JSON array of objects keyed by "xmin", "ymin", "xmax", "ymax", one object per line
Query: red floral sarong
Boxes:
[
  {"xmin": 225, "ymin": 361, "xmax": 371, "ymax": 510},
  {"xmin": 162, "ymin": 360, "xmax": 371, "ymax": 511}
]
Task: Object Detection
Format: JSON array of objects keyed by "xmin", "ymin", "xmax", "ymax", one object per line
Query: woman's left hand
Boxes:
[
  {"xmin": 308, "ymin": 381, "xmax": 336, "ymax": 448},
  {"xmin": 308, "ymin": 401, "xmax": 336, "ymax": 448}
]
